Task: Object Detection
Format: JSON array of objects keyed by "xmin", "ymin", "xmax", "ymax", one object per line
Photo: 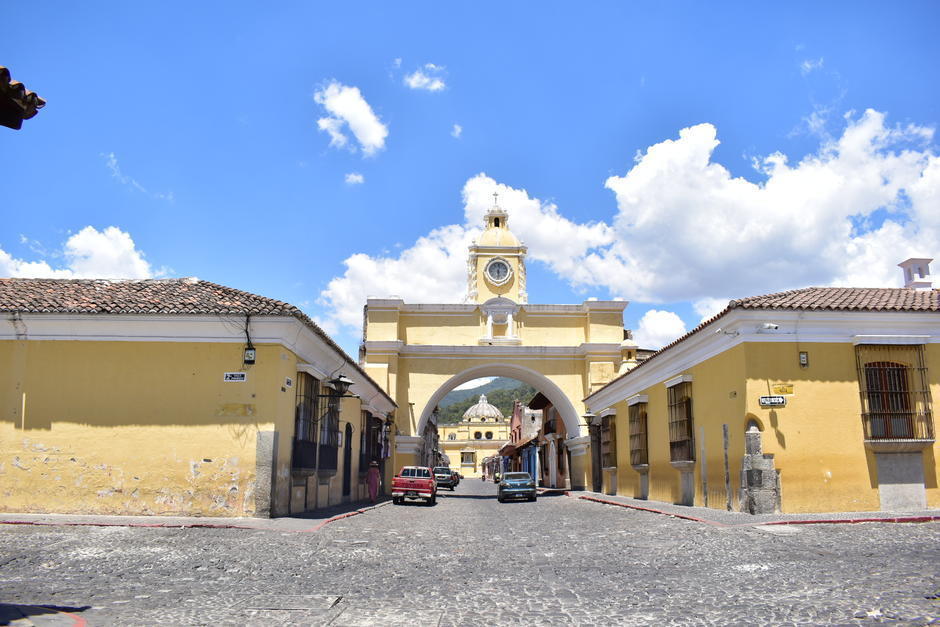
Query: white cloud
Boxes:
[
  {"xmin": 101, "ymin": 153, "xmax": 174, "ymax": 202},
  {"xmin": 800, "ymin": 57, "xmax": 824, "ymax": 75},
  {"xmin": 314, "ymin": 81, "xmax": 388, "ymax": 156},
  {"xmin": 318, "ymin": 109, "xmax": 940, "ymax": 334},
  {"xmin": 0, "ymin": 227, "xmax": 155, "ymax": 279},
  {"xmin": 319, "ymin": 174, "xmax": 615, "ymax": 331},
  {"xmin": 451, "ymin": 124, "xmax": 463, "ymax": 139},
  {"xmin": 601, "ymin": 109, "xmax": 938, "ymax": 302},
  {"xmin": 404, "ymin": 63, "xmax": 446, "ymax": 91},
  {"xmin": 345, "ymin": 172, "xmax": 365, "ymax": 185},
  {"xmin": 693, "ymin": 297, "xmax": 729, "ymax": 323},
  {"xmin": 319, "ymin": 224, "xmax": 473, "ymax": 329},
  {"xmin": 633, "ymin": 310, "xmax": 687, "ymax": 350},
  {"xmin": 453, "ymin": 377, "xmax": 496, "ymax": 391}
]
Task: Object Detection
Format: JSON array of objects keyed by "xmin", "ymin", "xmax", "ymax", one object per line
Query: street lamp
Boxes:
[{"xmin": 330, "ymin": 374, "xmax": 354, "ymax": 397}]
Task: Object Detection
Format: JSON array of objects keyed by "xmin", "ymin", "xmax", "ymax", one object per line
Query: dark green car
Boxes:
[{"xmin": 497, "ymin": 472, "xmax": 537, "ymax": 502}]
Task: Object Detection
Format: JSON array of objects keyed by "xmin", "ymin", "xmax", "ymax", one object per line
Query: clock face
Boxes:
[{"xmin": 486, "ymin": 260, "xmax": 510, "ymax": 283}]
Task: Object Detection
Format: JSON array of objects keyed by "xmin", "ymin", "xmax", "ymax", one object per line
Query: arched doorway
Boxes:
[{"xmin": 342, "ymin": 423, "xmax": 353, "ymax": 497}]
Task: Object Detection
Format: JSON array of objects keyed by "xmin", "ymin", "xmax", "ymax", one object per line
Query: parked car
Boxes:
[
  {"xmin": 433, "ymin": 466, "xmax": 457, "ymax": 490},
  {"xmin": 497, "ymin": 472, "xmax": 537, "ymax": 503},
  {"xmin": 451, "ymin": 470, "xmax": 461, "ymax": 486},
  {"xmin": 391, "ymin": 466, "xmax": 437, "ymax": 505}
]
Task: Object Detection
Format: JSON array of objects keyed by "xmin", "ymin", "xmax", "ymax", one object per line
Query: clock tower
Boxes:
[{"xmin": 467, "ymin": 195, "xmax": 528, "ymax": 304}]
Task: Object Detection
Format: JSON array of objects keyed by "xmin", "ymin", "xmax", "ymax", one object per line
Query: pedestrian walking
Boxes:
[{"xmin": 366, "ymin": 461, "xmax": 381, "ymax": 503}]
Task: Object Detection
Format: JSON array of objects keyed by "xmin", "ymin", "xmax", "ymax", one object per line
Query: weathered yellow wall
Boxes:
[
  {"xmin": 926, "ymin": 344, "xmax": 940, "ymax": 510},
  {"xmin": 517, "ymin": 314, "xmax": 585, "ymax": 345},
  {"xmin": 400, "ymin": 314, "xmax": 481, "ymax": 346},
  {"xmin": 615, "ymin": 346, "xmax": 747, "ymax": 508},
  {"xmin": 365, "ymin": 308, "xmax": 400, "ymax": 342},
  {"xmin": 612, "ymin": 341, "xmax": 939, "ymax": 513},
  {"xmin": 745, "ymin": 342, "xmax": 939, "ymax": 513},
  {"xmin": 586, "ymin": 311, "xmax": 625, "ymax": 344},
  {"xmin": 0, "ymin": 340, "xmax": 296, "ymax": 517}
]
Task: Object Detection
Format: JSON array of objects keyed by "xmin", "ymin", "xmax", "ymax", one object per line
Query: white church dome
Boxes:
[{"xmin": 462, "ymin": 394, "xmax": 503, "ymax": 422}]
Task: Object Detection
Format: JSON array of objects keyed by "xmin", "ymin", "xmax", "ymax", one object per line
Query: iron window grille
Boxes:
[
  {"xmin": 856, "ymin": 344, "xmax": 934, "ymax": 441},
  {"xmin": 293, "ymin": 372, "xmax": 320, "ymax": 469},
  {"xmin": 292, "ymin": 372, "xmax": 342, "ymax": 471},
  {"xmin": 358, "ymin": 410, "xmax": 370, "ymax": 475},
  {"xmin": 601, "ymin": 415, "xmax": 617, "ymax": 468},
  {"xmin": 628, "ymin": 402, "xmax": 649, "ymax": 466},
  {"xmin": 667, "ymin": 381, "xmax": 695, "ymax": 462}
]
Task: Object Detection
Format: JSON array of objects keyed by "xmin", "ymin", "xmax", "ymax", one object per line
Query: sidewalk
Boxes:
[
  {"xmin": 561, "ymin": 489, "xmax": 940, "ymax": 527},
  {"xmin": 0, "ymin": 498, "xmax": 390, "ymax": 534}
]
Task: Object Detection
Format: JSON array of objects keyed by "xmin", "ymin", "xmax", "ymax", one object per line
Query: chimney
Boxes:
[{"xmin": 898, "ymin": 258, "xmax": 933, "ymax": 290}]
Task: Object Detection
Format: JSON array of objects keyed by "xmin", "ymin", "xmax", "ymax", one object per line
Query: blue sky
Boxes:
[{"xmin": 2, "ymin": 2, "xmax": 939, "ymax": 356}]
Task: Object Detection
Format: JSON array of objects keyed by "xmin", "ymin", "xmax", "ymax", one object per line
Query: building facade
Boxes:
[
  {"xmin": 361, "ymin": 202, "xmax": 636, "ymax": 488},
  {"xmin": 0, "ymin": 278, "xmax": 395, "ymax": 517},
  {"xmin": 585, "ymin": 283, "xmax": 939, "ymax": 514},
  {"xmin": 438, "ymin": 395, "xmax": 510, "ymax": 478}
]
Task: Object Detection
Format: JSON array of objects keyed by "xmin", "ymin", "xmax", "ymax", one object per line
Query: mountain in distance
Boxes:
[{"xmin": 437, "ymin": 377, "xmax": 538, "ymax": 424}]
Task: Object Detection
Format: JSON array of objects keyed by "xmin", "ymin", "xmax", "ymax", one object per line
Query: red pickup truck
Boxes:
[{"xmin": 391, "ymin": 466, "xmax": 437, "ymax": 505}]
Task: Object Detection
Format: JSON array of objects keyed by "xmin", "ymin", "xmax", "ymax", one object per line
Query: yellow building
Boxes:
[
  {"xmin": 438, "ymin": 395, "xmax": 511, "ymax": 477},
  {"xmin": 361, "ymin": 202, "xmax": 635, "ymax": 489},
  {"xmin": 0, "ymin": 278, "xmax": 395, "ymax": 517},
  {"xmin": 585, "ymin": 283, "xmax": 939, "ymax": 514}
]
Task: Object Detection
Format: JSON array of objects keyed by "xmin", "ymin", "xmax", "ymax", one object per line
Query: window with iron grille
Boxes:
[
  {"xmin": 628, "ymin": 402, "xmax": 648, "ymax": 466},
  {"xmin": 543, "ymin": 407, "xmax": 557, "ymax": 435},
  {"xmin": 316, "ymin": 386, "xmax": 340, "ymax": 472},
  {"xmin": 295, "ymin": 372, "xmax": 320, "ymax": 443},
  {"xmin": 358, "ymin": 410, "xmax": 370, "ymax": 475},
  {"xmin": 461, "ymin": 451, "xmax": 475, "ymax": 466},
  {"xmin": 667, "ymin": 381, "xmax": 695, "ymax": 462},
  {"xmin": 292, "ymin": 372, "xmax": 321, "ymax": 469},
  {"xmin": 856, "ymin": 344, "xmax": 934, "ymax": 441},
  {"xmin": 601, "ymin": 415, "xmax": 617, "ymax": 467}
]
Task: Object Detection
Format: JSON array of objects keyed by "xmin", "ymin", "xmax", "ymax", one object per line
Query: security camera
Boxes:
[{"xmin": 762, "ymin": 322, "xmax": 779, "ymax": 330}]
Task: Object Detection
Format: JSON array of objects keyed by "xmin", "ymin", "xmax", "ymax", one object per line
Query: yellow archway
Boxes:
[{"xmin": 417, "ymin": 362, "xmax": 583, "ymax": 437}]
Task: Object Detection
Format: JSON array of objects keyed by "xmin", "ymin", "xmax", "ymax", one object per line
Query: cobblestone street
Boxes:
[{"xmin": 1, "ymin": 480, "xmax": 938, "ymax": 625}]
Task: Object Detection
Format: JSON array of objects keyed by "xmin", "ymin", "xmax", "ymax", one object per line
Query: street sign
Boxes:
[{"xmin": 759, "ymin": 395, "xmax": 786, "ymax": 407}]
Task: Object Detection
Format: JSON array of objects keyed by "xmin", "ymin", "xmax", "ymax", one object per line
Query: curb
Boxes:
[
  {"xmin": 305, "ymin": 501, "xmax": 390, "ymax": 532},
  {"xmin": 571, "ymin": 494, "xmax": 940, "ymax": 528},
  {"xmin": 0, "ymin": 501, "xmax": 391, "ymax": 534}
]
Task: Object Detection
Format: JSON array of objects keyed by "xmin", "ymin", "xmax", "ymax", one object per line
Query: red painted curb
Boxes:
[
  {"xmin": 575, "ymin": 494, "xmax": 726, "ymax": 526},
  {"xmin": 763, "ymin": 515, "xmax": 940, "ymax": 526},
  {"xmin": 11, "ymin": 605, "xmax": 87, "ymax": 627}
]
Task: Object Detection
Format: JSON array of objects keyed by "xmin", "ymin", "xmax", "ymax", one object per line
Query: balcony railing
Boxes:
[{"xmin": 861, "ymin": 411, "xmax": 934, "ymax": 441}]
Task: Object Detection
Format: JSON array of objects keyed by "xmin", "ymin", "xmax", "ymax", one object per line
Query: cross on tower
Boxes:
[{"xmin": 492, "ymin": 191, "xmax": 499, "ymax": 207}]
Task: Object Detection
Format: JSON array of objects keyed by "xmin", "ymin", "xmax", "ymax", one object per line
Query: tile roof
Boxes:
[
  {"xmin": 728, "ymin": 287, "xmax": 940, "ymax": 312},
  {"xmin": 0, "ymin": 277, "xmax": 298, "ymax": 315},
  {"xmin": 0, "ymin": 278, "xmax": 394, "ymax": 406},
  {"xmin": 0, "ymin": 66, "xmax": 46, "ymax": 130},
  {"xmin": 588, "ymin": 287, "xmax": 939, "ymax": 399}
]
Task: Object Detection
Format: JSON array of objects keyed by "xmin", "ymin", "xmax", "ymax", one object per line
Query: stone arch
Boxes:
[{"xmin": 416, "ymin": 363, "xmax": 583, "ymax": 438}]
